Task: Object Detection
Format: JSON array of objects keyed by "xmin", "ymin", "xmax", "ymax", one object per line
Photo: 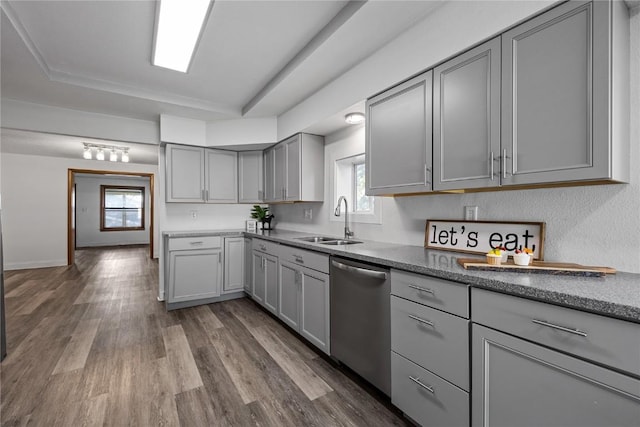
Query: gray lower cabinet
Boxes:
[
  {"xmin": 251, "ymin": 251, "xmax": 266, "ymax": 304},
  {"xmin": 238, "ymin": 151, "xmax": 264, "ymax": 203},
  {"xmin": 251, "ymin": 238, "xmax": 279, "ymax": 315},
  {"xmin": 223, "ymin": 237, "xmax": 244, "ymax": 293},
  {"xmin": 501, "ymin": 0, "xmax": 629, "ymax": 185},
  {"xmin": 243, "ymin": 237, "xmax": 252, "ymax": 293},
  {"xmin": 366, "ymin": 71, "xmax": 433, "ymax": 196},
  {"xmin": 390, "ymin": 269, "xmax": 470, "ymax": 426},
  {"xmin": 392, "ymin": 352, "xmax": 470, "ymax": 427},
  {"xmin": 433, "ymin": 37, "xmax": 501, "ymax": 191},
  {"xmin": 472, "ymin": 288, "xmax": 640, "ymax": 426},
  {"xmin": 278, "ymin": 247, "xmax": 330, "ymax": 354},
  {"xmin": 472, "ymin": 323, "xmax": 640, "ymax": 427},
  {"xmin": 165, "ymin": 235, "xmax": 223, "ymax": 309}
]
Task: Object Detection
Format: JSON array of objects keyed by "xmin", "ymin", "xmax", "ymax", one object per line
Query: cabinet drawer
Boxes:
[
  {"xmin": 391, "ymin": 269, "xmax": 469, "ymax": 318},
  {"xmin": 392, "ymin": 352, "xmax": 469, "ymax": 427},
  {"xmin": 279, "ymin": 245, "xmax": 329, "ymax": 274},
  {"xmin": 252, "ymin": 238, "xmax": 279, "ymax": 255},
  {"xmin": 168, "ymin": 236, "xmax": 222, "ymax": 251},
  {"xmin": 391, "ymin": 296, "xmax": 469, "ymax": 391},
  {"xmin": 472, "ymin": 288, "xmax": 640, "ymax": 377}
]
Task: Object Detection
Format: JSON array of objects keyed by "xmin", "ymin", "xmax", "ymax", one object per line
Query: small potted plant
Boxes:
[{"xmin": 250, "ymin": 205, "xmax": 275, "ymax": 230}]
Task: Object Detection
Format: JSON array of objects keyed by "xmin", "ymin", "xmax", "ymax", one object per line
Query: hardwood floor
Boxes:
[{"xmin": 1, "ymin": 246, "xmax": 409, "ymax": 426}]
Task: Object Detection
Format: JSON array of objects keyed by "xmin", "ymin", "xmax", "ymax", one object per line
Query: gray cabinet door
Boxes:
[
  {"xmin": 251, "ymin": 251, "xmax": 265, "ymax": 303},
  {"xmin": 274, "ymin": 144, "xmax": 286, "ymax": 201},
  {"xmin": 165, "ymin": 144, "xmax": 205, "ymax": 202},
  {"xmin": 168, "ymin": 249, "xmax": 221, "ymax": 303},
  {"xmin": 205, "ymin": 149, "xmax": 237, "ymax": 203},
  {"xmin": 263, "ymin": 253, "xmax": 278, "ymax": 315},
  {"xmin": 278, "ymin": 261, "xmax": 300, "ymax": 330},
  {"xmin": 433, "ymin": 37, "xmax": 501, "ymax": 191},
  {"xmin": 284, "ymin": 135, "xmax": 301, "ymax": 201},
  {"xmin": 238, "ymin": 151, "xmax": 264, "ymax": 203},
  {"xmin": 300, "ymin": 268, "xmax": 330, "ymax": 355},
  {"xmin": 501, "ymin": 1, "xmax": 612, "ymax": 185},
  {"xmin": 366, "ymin": 71, "xmax": 432, "ymax": 195},
  {"xmin": 223, "ymin": 237, "xmax": 244, "ymax": 293},
  {"xmin": 263, "ymin": 148, "xmax": 276, "ymax": 202},
  {"xmin": 472, "ymin": 324, "xmax": 640, "ymax": 427},
  {"xmin": 243, "ymin": 238, "xmax": 252, "ymax": 293}
]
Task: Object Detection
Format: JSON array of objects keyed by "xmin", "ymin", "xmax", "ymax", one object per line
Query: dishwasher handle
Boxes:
[{"xmin": 331, "ymin": 260, "xmax": 388, "ymax": 280}]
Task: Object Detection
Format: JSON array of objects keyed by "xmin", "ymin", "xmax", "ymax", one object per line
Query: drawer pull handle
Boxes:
[
  {"xmin": 407, "ymin": 284, "xmax": 434, "ymax": 294},
  {"xmin": 260, "ymin": 244, "xmax": 267, "ymax": 251},
  {"xmin": 532, "ymin": 319, "xmax": 587, "ymax": 337},
  {"xmin": 190, "ymin": 241, "xmax": 204, "ymax": 245},
  {"xmin": 294, "ymin": 255, "xmax": 304, "ymax": 263},
  {"xmin": 409, "ymin": 376, "xmax": 434, "ymax": 393},
  {"xmin": 408, "ymin": 314, "xmax": 434, "ymax": 327}
]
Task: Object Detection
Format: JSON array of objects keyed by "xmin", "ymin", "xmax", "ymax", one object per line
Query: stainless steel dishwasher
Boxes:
[{"xmin": 330, "ymin": 256, "xmax": 391, "ymax": 396}]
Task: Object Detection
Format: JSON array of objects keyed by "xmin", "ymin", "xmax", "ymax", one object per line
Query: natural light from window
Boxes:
[
  {"xmin": 334, "ymin": 153, "xmax": 380, "ymax": 224},
  {"xmin": 101, "ymin": 186, "xmax": 145, "ymax": 231}
]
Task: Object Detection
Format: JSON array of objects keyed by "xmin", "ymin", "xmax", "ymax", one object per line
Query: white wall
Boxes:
[
  {"xmin": 278, "ymin": 1, "xmax": 557, "ymax": 139},
  {"xmin": 1, "ymin": 99, "xmax": 160, "ymax": 145},
  {"xmin": 75, "ymin": 175, "xmax": 151, "ymax": 248},
  {"xmin": 0, "ymin": 153, "xmax": 159, "ymax": 270},
  {"xmin": 206, "ymin": 117, "xmax": 277, "ymax": 147}
]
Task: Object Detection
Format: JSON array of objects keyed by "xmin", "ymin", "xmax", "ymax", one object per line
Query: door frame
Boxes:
[{"xmin": 67, "ymin": 168, "xmax": 155, "ymax": 265}]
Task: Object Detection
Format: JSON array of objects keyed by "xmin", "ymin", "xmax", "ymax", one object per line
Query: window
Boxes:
[
  {"xmin": 353, "ymin": 161, "xmax": 372, "ymax": 213},
  {"xmin": 100, "ymin": 185, "xmax": 145, "ymax": 231},
  {"xmin": 333, "ymin": 153, "xmax": 380, "ymax": 224}
]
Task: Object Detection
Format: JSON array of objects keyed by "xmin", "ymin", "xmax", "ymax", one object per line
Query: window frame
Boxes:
[{"xmin": 100, "ymin": 185, "xmax": 145, "ymax": 232}]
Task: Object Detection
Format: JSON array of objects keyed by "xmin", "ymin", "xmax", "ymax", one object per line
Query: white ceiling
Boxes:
[
  {"xmin": 0, "ymin": 0, "xmax": 447, "ymax": 162},
  {"xmin": 1, "ymin": 0, "xmax": 444, "ymax": 123}
]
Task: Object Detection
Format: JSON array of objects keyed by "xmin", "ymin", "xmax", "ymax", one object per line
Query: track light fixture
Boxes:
[{"xmin": 82, "ymin": 143, "xmax": 131, "ymax": 163}]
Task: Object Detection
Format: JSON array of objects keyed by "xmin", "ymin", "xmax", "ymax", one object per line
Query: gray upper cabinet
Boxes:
[
  {"xmin": 501, "ymin": 0, "xmax": 629, "ymax": 185},
  {"xmin": 263, "ymin": 148, "xmax": 276, "ymax": 202},
  {"xmin": 238, "ymin": 151, "xmax": 264, "ymax": 203},
  {"xmin": 205, "ymin": 149, "xmax": 237, "ymax": 203},
  {"xmin": 165, "ymin": 144, "xmax": 205, "ymax": 202},
  {"xmin": 165, "ymin": 143, "xmax": 238, "ymax": 203},
  {"xmin": 266, "ymin": 133, "xmax": 324, "ymax": 202},
  {"xmin": 433, "ymin": 37, "xmax": 501, "ymax": 191},
  {"xmin": 366, "ymin": 71, "xmax": 433, "ymax": 196}
]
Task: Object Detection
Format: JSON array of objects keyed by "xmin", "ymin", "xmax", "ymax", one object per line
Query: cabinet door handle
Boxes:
[
  {"xmin": 258, "ymin": 190, "xmax": 263, "ymax": 200},
  {"xmin": 408, "ymin": 314, "xmax": 434, "ymax": 327},
  {"xmin": 502, "ymin": 149, "xmax": 510, "ymax": 179},
  {"xmin": 490, "ymin": 151, "xmax": 495, "ymax": 180},
  {"xmin": 261, "ymin": 257, "xmax": 266, "ymax": 269},
  {"xmin": 407, "ymin": 284, "xmax": 434, "ymax": 294},
  {"xmin": 219, "ymin": 253, "xmax": 222, "ymax": 264},
  {"xmin": 424, "ymin": 164, "xmax": 431, "ymax": 185},
  {"xmin": 190, "ymin": 241, "xmax": 204, "ymax": 245},
  {"xmin": 201, "ymin": 189, "xmax": 205, "ymax": 200},
  {"xmin": 532, "ymin": 319, "xmax": 587, "ymax": 337},
  {"xmin": 409, "ymin": 376, "xmax": 434, "ymax": 393}
]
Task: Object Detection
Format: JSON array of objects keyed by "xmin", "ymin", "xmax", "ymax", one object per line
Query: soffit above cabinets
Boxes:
[{"xmin": 0, "ymin": 0, "xmax": 444, "ymax": 123}]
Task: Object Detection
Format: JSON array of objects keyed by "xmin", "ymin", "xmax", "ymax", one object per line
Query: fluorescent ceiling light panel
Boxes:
[{"xmin": 153, "ymin": 0, "xmax": 211, "ymax": 73}]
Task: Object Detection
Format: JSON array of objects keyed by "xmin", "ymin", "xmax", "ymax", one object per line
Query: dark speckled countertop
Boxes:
[{"xmin": 163, "ymin": 229, "xmax": 640, "ymax": 323}]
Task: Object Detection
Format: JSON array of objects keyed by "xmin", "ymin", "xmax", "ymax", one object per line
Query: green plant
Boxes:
[{"xmin": 250, "ymin": 205, "xmax": 270, "ymax": 221}]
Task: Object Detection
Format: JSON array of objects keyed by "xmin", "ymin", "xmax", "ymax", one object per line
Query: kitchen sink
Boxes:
[
  {"xmin": 295, "ymin": 236, "xmax": 340, "ymax": 243},
  {"xmin": 320, "ymin": 240, "xmax": 363, "ymax": 246}
]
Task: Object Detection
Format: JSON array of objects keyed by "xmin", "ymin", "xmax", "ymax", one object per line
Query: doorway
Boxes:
[{"xmin": 67, "ymin": 168, "xmax": 155, "ymax": 265}]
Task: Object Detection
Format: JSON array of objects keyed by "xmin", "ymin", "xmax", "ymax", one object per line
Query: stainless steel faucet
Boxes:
[{"xmin": 335, "ymin": 196, "xmax": 354, "ymax": 239}]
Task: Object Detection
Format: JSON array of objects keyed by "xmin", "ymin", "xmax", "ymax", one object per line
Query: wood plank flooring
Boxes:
[{"xmin": 1, "ymin": 246, "xmax": 409, "ymax": 426}]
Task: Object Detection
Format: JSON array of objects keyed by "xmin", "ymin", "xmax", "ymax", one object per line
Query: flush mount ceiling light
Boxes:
[
  {"xmin": 153, "ymin": 0, "xmax": 212, "ymax": 73},
  {"xmin": 345, "ymin": 112, "xmax": 365, "ymax": 125},
  {"xmin": 82, "ymin": 143, "xmax": 130, "ymax": 163}
]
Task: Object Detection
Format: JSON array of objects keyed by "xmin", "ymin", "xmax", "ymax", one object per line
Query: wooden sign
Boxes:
[{"xmin": 425, "ymin": 220, "xmax": 545, "ymax": 260}]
